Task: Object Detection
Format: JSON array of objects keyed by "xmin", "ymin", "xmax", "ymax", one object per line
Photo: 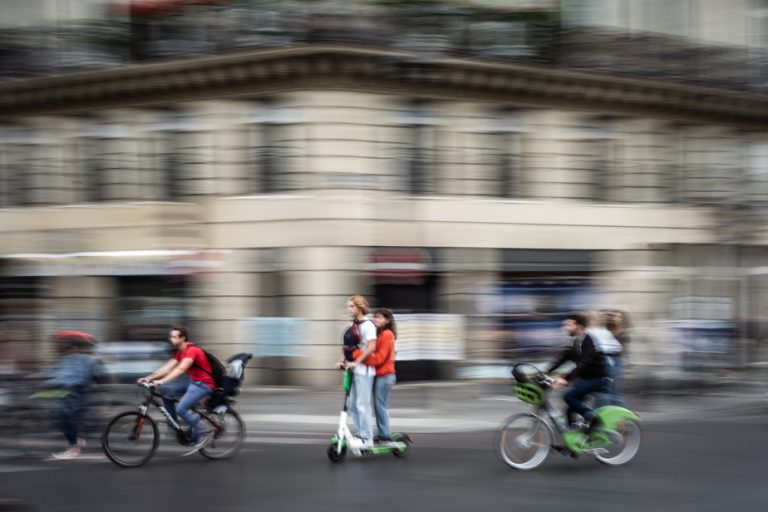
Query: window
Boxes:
[
  {"xmin": 399, "ymin": 101, "xmax": 437, "ymax": 196},
  {"xmin": 118, "ymin": 276, "xmax": 191, "ymax": 341},
  {"xmin": 242, "ymin": 100, "xmax": 301, "ymax": 193},
  {"xmin": 563, "ymin": 119, "xmax": 620, "ymax": 202}
]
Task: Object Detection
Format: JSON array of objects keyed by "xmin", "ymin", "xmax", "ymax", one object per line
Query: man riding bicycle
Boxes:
[
  {"xmin": 138, "ymin": 326, "xmax": 215, "ymax": 454},
  {"xmin": 547, "ymin": 312, "xmax": 612, "ymax": 435}
]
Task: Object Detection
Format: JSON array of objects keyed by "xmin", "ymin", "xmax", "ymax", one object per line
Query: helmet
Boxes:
[{"xmin": 52, "ymin": 331, "xmax": 96, "ymax": 350}]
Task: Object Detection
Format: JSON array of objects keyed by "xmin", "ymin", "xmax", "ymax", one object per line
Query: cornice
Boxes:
[{"xmin": 0, "ymin": 44, "xmax": 766, "ymax": 128}]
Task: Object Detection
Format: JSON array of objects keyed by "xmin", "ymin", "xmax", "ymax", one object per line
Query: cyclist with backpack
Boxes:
[
  {"xmin": 138, "ymin": 326, "xmax": 216, "ymax": 454},
  {"xmin": 334, "ymin": 295, "xmax": 377, "ymax": 450}
]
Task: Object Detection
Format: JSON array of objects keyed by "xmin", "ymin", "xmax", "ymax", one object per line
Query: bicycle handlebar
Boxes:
[{"xmin": 512, "ymin": 363, "xmax": 554, "ymax": 388}]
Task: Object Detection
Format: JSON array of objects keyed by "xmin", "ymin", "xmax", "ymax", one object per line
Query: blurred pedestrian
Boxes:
[
  {"xmin": 588, "ymin": 310, "xmax": 625, "ymax": 407},
  {"xmin": 138, "ymin": 326, "xmax": 216, "ymax": 455},
  {"xmin": 335, "ymin": 295, "xmax": 377, "ymax": 450},
  {"xmin": 46, "ymin": 331, "xmax": 105, "ymax": 460},
  {"xmin": 606, "ymin": 310, "xmax": 631, "ymax": 357},
  {"xmin": 349, "ymin": 307, "xmax": 397, "ymax": 442}
]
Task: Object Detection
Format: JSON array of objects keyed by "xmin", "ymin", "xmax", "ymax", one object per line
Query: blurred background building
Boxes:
[{"xmin": 1, "ymin": 0, "xmax": 768, "ymax": 385}]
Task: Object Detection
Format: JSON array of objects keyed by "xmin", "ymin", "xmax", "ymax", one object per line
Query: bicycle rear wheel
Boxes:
[
  {"xmin": 101, "ymin": 412, "xmax": 159, "ymax": 467},
  {"xmin": 199, "ymin": 408, "xmax": 245, "ymax": 460},
  {"xmin": 593, "ymin": 419, "xmax": 641, "ymax": 466},
  {"xmin": 496, "ymin": 413, "xmax": 552, "ymax": 470}
]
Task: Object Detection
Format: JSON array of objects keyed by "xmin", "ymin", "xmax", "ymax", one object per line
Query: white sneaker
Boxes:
[
  {"xmin": 182, "ymin": 432, "xmax": 213, "ymax": 456},
  {"xmin": 51, "ymin": 446, "xmax": 81, "ymax": 460},
  {"xmin": 349, "ymin": 437, "xmax": 372, "ymax": 450}
]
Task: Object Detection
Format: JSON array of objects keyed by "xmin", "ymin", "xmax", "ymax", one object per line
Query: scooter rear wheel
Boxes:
[{"xmin": 327, "ymin": 442, "xmax": 346, "ymax": 463}]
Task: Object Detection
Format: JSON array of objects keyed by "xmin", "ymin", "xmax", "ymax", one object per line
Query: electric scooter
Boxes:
[{"xmin": 327, "ymin": 369, "xmax": 411, "ymax": 462}]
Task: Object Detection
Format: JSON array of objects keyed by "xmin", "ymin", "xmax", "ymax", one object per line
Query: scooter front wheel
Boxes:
[
  {"xmin": 327, "ymin": 442, "xmax": 347, "ymax": 463},
  {"xmin": 496, "ymin": 413, "xmax": 552, "ymax": 470},
  {"xmin": 391, "ymin": 434, "xmax": 412, "ymax": 458}
]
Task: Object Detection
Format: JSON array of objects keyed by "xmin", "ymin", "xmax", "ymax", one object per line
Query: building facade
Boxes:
[{"xmin": 2, "ymin": 1, "xmax": 768, "ymax": 385}]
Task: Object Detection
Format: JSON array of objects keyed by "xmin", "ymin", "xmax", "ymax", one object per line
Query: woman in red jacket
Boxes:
[{"xmin": 364, "ymin": 308, "xmax": 397, "ymax": 442}]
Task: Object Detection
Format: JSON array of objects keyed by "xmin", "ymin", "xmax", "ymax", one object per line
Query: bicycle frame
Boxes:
[
  {"xmin": 532, "ymin": 393, "xmax": 638, "ymax": 455},
  {"xmin": 134, "ymin": 385, "xmax": 217, "ymax": 441}
]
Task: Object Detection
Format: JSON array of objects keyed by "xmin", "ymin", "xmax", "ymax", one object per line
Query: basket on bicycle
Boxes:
[{"xmin": 514, "ymin": 382, "xmax": 544, "ymax": 406}]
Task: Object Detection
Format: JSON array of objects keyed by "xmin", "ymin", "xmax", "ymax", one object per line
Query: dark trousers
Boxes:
[
  {"xmin": 564, "ymin": 377, "xmax": 611, "ymax": 425},
  {"xmin": 51, "ymin": 390, "xmax": 87, "ymax": 446}
]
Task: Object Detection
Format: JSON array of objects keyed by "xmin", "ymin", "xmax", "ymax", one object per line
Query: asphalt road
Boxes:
[{"xmin": 1, "ymin": 406, "xmax": 765, "ymax": 512}]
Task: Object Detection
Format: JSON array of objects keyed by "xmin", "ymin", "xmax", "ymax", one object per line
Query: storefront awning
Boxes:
[{"xmin": 0, "ymin": 250, "xmax": 226, "ymax": 277}]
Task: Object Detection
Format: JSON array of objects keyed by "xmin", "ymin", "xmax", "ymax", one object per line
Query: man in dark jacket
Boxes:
[{"xmin": 547, "ymin": 312, "xmax": 611, "ymax": 433}]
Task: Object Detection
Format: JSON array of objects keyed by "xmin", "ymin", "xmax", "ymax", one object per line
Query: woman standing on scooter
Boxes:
[
  {"xmin": 351, "ymin": 308, "xmax": 397, "ymax": 442},
  {"xmin": 335, "ymin": 295, "xmax": 377, "ymax": 449}
]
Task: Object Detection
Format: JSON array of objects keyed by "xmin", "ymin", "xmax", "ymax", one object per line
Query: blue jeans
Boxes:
[
  {"xmin": 564, "ymin": 377, "xmax": 611, "ymax": 425},
  {"xmin": 161, "ymin": 378, "xmax": 213, "ymax": 442},
  {"xmin": 374, "ymin": 373, "xmax": 396, "ymax": 439},
  {"xmin": 349, "ymin": 370, "xmax": 374, "ymax": 440},
  {"xmin": 604, "ymin": 355, "xmax": 625, "ymax": 407}
]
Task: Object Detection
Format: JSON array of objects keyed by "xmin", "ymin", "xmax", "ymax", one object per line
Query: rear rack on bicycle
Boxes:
[{"xmin": 514, "ymin": 382, "xmax": 544, "ymax": 405}]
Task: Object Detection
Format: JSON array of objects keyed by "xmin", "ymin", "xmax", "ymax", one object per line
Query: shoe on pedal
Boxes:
[{"xmin": 182, "ymin": 431, "xmax": 213, "ymax": 456}]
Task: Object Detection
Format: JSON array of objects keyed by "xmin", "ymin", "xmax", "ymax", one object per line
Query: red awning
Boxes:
[{"xmin": 112, "ymin": 0, "xmax": 225, "ymax": 16}]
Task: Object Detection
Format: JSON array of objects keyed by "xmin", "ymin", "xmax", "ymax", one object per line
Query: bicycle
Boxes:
[
  {"xmin": 101, "ymin": 382, "xmax": 245, "ymax": 467},
  {"xmin": 496, "ymin": 363, "xmax": 641, "ymax": 470}
]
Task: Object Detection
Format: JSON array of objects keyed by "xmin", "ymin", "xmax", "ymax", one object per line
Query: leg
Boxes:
[
  {"xmin": 51, "ymin": 395, "xmax": 78, "ymax": 447},
  {"xmin": 176, "ymin": 381, "xmax": 213, "ymax": 442},
  {"xmin": 348, "ymin": 376, "xmax": 361, "ymax": 436},
  {"xmin": 564, "ymin": 378, "xmax": 607, "ymax": 424},
  {"xmin": 158, "ymin": 376, "xmax": 189, "ymax": 424},
  {"xmin": 374, "ymin": 373, "xmax": 396, "ymax": 439},
  {"xmin": 611, "ymin": 357, "xmax": 626, "ymax": 407},
  {"xmin": 353, "ymin": 372, "xmax": 375, "ymax": 441}
]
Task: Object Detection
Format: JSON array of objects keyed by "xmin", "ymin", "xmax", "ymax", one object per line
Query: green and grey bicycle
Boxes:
[{"xmin": 496, "ymin": 363, "xmax": 641, "ymax": 470}]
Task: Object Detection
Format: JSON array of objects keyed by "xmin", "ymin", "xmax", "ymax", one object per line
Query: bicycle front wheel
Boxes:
[
  {"xmin": 593, "ymin": 419, "xmax": 641, "ymax": 466},
  {"xmin": 200, "ymin": 408, "xmax": 246, "ymax": 460},
  {"xmin": 496, "ymin": 413, "xmax": 552, "ymax": 470},
  {"xmin": 101, "ymin": 412, "xmax": 159, "ymax": 468}
]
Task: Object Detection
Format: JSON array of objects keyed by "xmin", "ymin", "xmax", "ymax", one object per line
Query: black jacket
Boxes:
[{"xmin": 546, "ymin": 333, "xmax": 607, "ymax": 382}]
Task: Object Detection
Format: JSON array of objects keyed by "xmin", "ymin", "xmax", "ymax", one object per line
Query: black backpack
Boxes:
[
  {"xmin": 195, "ymin": 348, "xmax": 226, "ymax": 390},
  {"xmin": 342, "ymin": 318, "xmax": 372, "ymax": 362}
]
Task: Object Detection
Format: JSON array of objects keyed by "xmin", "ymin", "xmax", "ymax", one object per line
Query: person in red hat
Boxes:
[{"xmin": 46, "ymin": 331, "xmax": 106, "ymax": 460}]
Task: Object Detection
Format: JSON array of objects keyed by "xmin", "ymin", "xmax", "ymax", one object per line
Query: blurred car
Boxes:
[{"xmin": 94, "ymin": 341, "xmax": 171, "ymax": 383}]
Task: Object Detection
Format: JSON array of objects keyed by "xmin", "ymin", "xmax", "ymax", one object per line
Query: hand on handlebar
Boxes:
[{"xmin": 551, "ymin": 377, "xmax": 568, "ymax": 390}]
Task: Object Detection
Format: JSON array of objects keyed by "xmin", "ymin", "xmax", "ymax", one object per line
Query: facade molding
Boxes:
[{"xmin": 0, "ymin": 44, "xmax": 766, "ymax": 127}]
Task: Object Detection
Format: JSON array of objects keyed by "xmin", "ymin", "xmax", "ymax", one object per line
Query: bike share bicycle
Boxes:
[
  {"xmin": 327, "ymin": 369, "xmax": 411, "ymax": 462},
  {"xmin": 496, "ymin": 363, "xmax": 641, "ymax": 470},
  {"xmin": 101, "ymin": 353, "xmax": 252, "ymax": 467}
]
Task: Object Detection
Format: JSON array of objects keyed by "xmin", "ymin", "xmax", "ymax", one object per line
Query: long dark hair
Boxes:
[{"xmin": 373, "ymin": 308, "xmax": 397, "ymax": 339}]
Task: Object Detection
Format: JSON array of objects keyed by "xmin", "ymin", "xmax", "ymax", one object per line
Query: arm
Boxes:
[
  {"xmin": 154, "ymin": 357, "xmax": 194, "ymax": 386},
  {"xmin": 347, "ymin": 339, "xmax": 376, "ymax": 369},
  {"xmin": 365, "ymin": 331, "xmax": 393, "ymax": 368}
]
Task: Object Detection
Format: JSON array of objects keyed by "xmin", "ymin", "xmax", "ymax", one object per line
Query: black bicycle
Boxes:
[{"xmin": 101, "ymin": 382, "xmax": 245, "ymax": 467}]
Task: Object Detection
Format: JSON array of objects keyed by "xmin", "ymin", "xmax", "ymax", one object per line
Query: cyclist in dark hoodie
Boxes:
[{"xmin": 547, "ymin": 312, "xmax": 611, "ymax": 434}]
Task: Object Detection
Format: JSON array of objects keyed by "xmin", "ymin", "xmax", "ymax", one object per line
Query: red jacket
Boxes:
[{"xmin": 365, "ymin": 329, "xmax": 395, "ymax": 377}]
